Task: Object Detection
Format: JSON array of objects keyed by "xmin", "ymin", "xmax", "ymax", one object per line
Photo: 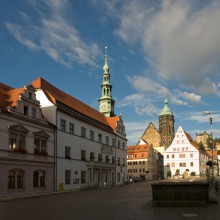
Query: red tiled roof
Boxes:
[
  {"xmin": 207, "ymin": 150, "xmax": 218, "ymax": 160},
  {"xmin": 184, "ymin": 131, "xmax": 200, "ymax": 150},
  {"xmin": 0, "ymin": 82, "xmax": 26, "ymax": 108},
  {"xmin": 127, "ymin": 144, "xmax": 151, "ymax": 159},
  {"xmin": 106, "ymin": 116, "xmax": 120, "ymax": 131},
  {"xmin": 31, "ymin": 77, "xmax": 118, "ymax": 131},
  {"xmin": 0, "ymin": 78, "xmax": 121, "ymax": 132}
]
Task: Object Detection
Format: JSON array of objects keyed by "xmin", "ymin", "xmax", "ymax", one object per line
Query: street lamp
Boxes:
[{"xmin": 203, "ymin": 111, "xmax": 215, "ymax": 186}]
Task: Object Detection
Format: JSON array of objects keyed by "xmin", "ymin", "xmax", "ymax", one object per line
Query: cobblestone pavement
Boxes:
[{"xmin": 0, "ymin": 179, "xmax": 220, "ymax": 220}]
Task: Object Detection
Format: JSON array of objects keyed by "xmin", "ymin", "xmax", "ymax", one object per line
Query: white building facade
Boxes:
[
  {"xmin": 127, "ymin": 142, "xmax": 157, "ymax": 180},
  {"xmin": 0, "ymin": 84, "xmax": 55, "ymax": 198},
  {"xmin": 164, "ymin": 126, "xmax": 210, "ymax": 178},
  {"xmin": 31, "ymin": 49, "xmax": 127, "ymax": 191},
  {"xmin": 32, "ymin": 78, "xmax": 127, "ymax": 191}
]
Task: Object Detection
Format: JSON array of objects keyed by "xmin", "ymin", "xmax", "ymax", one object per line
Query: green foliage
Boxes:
[
  {"xmin": 197, "ymin": 141, "xmax": 205, "ymax": 150},
  {"xmin": 214, "ymin": 138, "xmax": 220, "ymax": 149},
  {"xmin": 217, "ymin": 150, "xmax": 220, "ymax": 155},
  {"xmin": 167, "ymin": 170, "xmax": 171, "ymax": 177},
  {"xmin": 206, "ymin": 136, "xmax": 214, "ymax": 149},
  {"xmin": 175, "ymin": 169, "xmax": 180, "ymax": 175}
]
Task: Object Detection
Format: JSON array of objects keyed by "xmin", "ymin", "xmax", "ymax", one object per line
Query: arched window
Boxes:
[
  {"xmin": 8, "ymin": 169, "xmax": 24, "ymax": 189},
  {"xmin": 33, "ymin": 170, "xmax": 46, "ymax": 187}
]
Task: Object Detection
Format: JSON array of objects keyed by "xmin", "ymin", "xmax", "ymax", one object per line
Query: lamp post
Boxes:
[{"xmin": 203, "ymin": 111, "xmax": 215, "ymax": 186}]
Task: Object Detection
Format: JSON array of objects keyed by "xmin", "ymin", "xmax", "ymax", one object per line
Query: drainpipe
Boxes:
[{"xmin": 55, "ymin": 110, "xmax": 58, "ymax": 192}]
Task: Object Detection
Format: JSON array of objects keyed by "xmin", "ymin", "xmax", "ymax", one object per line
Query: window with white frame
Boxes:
[
  {"xmin": 33, "ymin": 170, "xmax": 46, "ymax": 187},
  {"xmin": 8, "ymin": 169, "xmax": 24, "ymax": 189},
  {"xmin": 122, "ymin": 142, "xmax": 125, "ymax": 150},
  {"xmin": 9, "ymin": 125, "xmax": 29, "ymax": 153},
  {"xmin": 65, "ymin": 170, "xmax": 71, "ymax": 184},
  {"xmin": 98, "ymin": 133, "xmax": 102, "ymax": 143},
  {"xmin": 180, "ymin": 162, "xmax": 186, "ymax": 167},
  {"xmin": 69, "ymin": 123, "xmax": 75, "ymax": 134},
  {"xmin": 90, "ymin": 130, "xmax": 94, "ymax": 141},
  {"xmin": 65, "ymin": 146, "xmax": 71, "ymax": 159},
  {"xmin": 81, "ymin": 127, "xmax": 86, "ymax": 138},
  {"xmin": 105, "ymin": 136, "xmax": 109, "ymax": 145},
  {"xmin": 117, "ymin": 140, "xmax": 120, "ymax": 148},
  {"xmin": 34, "ymin": 134, "xmax": 48, "ymax": 156},
  {"xmin": 31, "ymin": 108, "xmax": 36, "ymax": 118},
  {"xmin": 60, "ymin": 119, "xmax": 66, "ymax": 131},
  {"xmin": 112, "ymin": 138, "xmax": 115, "ymax": 147},
  {"xmin": 81, "ymin": 150, "xmax": 86, "ymax": 161},
  {"xmin": 81, "ymin": 171, "xmax": 86, "ymax": 184}
]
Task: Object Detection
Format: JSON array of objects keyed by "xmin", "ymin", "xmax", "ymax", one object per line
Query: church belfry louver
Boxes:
[
  {"xmin": 159, "ymin": 98, "xmax": 175, "ymax": 149},
  {"xmin": 99, "ymin": 46, "xmax": 115, "ymax": 117}
]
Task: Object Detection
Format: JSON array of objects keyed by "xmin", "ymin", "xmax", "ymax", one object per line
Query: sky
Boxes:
[{"xmin": 1, "ymin": 0, "xmax": 220, "ymax": 145}]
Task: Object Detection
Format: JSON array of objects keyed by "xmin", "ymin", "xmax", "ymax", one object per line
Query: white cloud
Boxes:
[
  {"xmin": 181, "ymin": 92, "xmax": 201, "ymax": 104},
  {"xmin": 118, "ymin": 74, "xmax": 191, "ymax": 117},
  {"xmin": 127, "ymin": 76, "xmax": 170, "ymax": 96},
  {"xmin": 96, "ymin": 0, "xmax": 220, "ymax": 96},
  {"xmin": 186, "ymin": 111, "xmax": 220, "ymax": 124},
  {"xmin": 124, "ymin": 121, "xmax": 147, "ymax": 145},
  {"xmin": 5, "ymin": 0, "xmax": 101, "ymax": 67}
]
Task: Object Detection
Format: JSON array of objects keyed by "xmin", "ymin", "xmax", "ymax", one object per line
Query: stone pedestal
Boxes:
[{"xmin": 151, "ymin": 181, "xmax": 209, "ymax": 207}]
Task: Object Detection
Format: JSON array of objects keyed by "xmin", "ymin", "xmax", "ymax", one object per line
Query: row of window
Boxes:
[
  {"xmin": 166, "ymin": 153, "xmax": 194, "ymax": 159},
  {"xmin": 9, "ymin": 132, "xmax": 48, "ymax": 155},
  {"xmin": 166, "ymin": 162, "xmax": 194, "ymax": 167},
  {"xmin": 127, "ymin": 161, "xmax": 146, "ymax": 165},
  {"xmin": 60, "ymin": 119, "xmax": 126, "ymax": 149},
  {"xmin": 65, "ymin": 147, "xmax": 125, "ymax": 165},
  {"xmin": 65, "ymin": 170, "xmax": 86, "ymax": 184},
  {"xmin": 8, "ymin": 169, "xmax": 46, "ymax": 189},
  {"xmin": 127, "ymin": 169, "xmax": 146, "ymax": 173},
  {"xmin": 65, "ymin": 170, "xmax": 123, "ymax": 184},
  {"xmin": 173, "ymin": 147, "xmax": 189, "ymax": 151},
  {"xmin": 23, "ymin": 104, "xmax": 38, "ymax": 118}
]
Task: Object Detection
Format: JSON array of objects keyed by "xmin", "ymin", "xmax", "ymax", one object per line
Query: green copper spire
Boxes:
[
  {"xmin": 103, "ymin": 46, "xmax": 109, "ymax": 73},
  {"xmin": 99, "ymin": 46, "xmax": 115, "ymax": 117},
  {"xmin": 160, "ymin": 98, "xmax": 173, "ymax": 116}
]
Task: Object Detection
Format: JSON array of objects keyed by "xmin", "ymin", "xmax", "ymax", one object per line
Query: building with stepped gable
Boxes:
[
  {"xmin": 0, "ymin": 83, "xmax": 56, "ymax": 198},
  {"xmin": 164, "ymin": 126, "xmax": 210, "ymax": 178}
]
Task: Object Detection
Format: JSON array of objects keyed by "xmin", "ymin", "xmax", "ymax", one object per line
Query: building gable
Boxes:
[
  {"xmin": 165, "ymin": 126, "xmax": 199, "ymax": 152},
  {"xmin": 140, "ymin": 122, "xmax": 161, "ymax": 147}
]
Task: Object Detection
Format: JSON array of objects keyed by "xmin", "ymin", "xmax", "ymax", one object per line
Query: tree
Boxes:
[
  {"xmin": 214, "ymin": 138, "xmax": 220, "ymax": 147},
  {"xmin": 197, "ymin": 141, "xmax": 205, "ymax": 151},
  {"xmin": 206, "ymin": 136, "xmax": 214, "ymax": 149}
]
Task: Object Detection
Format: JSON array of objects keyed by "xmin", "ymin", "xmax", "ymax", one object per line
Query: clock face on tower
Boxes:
[{"xmin": 101, "ymin": 104, "xmax": 107, "ymax": 111}]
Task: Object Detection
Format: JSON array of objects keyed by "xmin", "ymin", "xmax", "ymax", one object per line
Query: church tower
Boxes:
[
  {"xmin": 99, "ymin": 47, "xmax": 115, "ymax": 117},
  {"xmin": 159, "ymin": 98, "xmax": 175, "ymax": 149}
]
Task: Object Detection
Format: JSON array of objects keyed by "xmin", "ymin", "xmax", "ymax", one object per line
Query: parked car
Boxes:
[{"xmin": 132, "ymin": 177, "xmax": 144, "ymax": 183}]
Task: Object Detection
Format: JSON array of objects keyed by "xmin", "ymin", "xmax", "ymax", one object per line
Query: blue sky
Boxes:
[{"xmin": 1, "ymin": 0, "xmax": 220, "ymax": 145}]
